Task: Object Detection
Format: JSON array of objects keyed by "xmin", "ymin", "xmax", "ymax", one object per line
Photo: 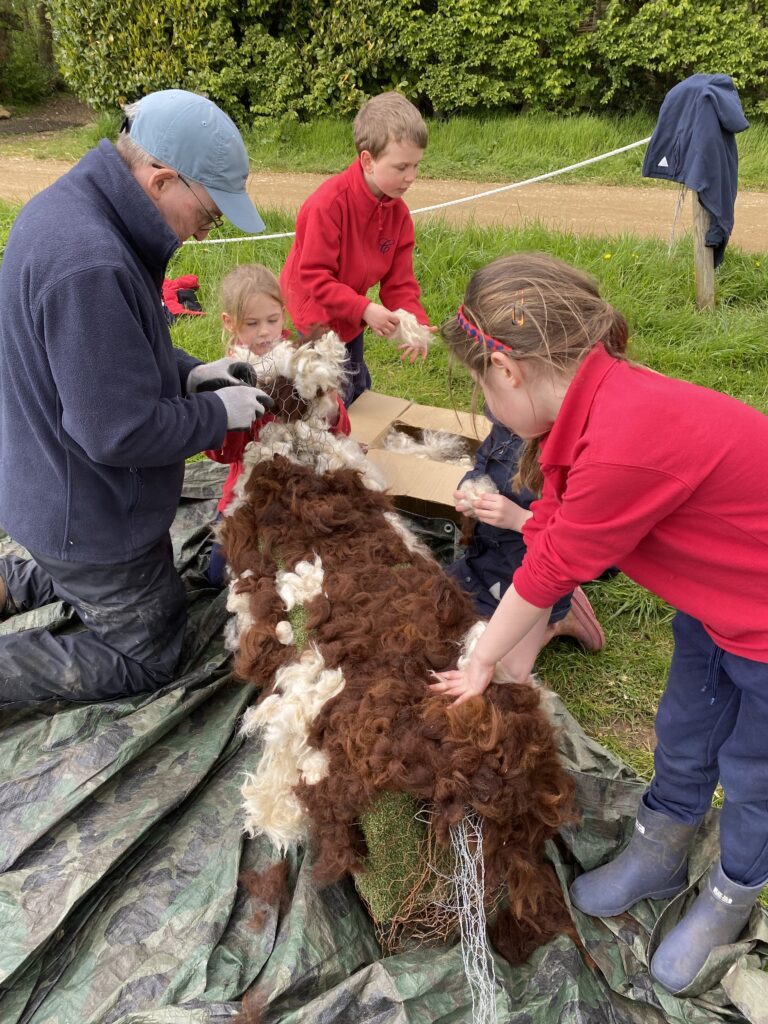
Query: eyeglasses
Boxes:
[
  {"xmin": 177, "ymin": 173, "xmax": 224, "ymax": 231},
  {"xmin": 151, "ymin": 163, "xmax": 224, "ymax": 231}
]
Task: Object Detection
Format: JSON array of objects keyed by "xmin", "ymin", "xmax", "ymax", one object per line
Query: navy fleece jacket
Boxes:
[
  {"xmin": 642, "ymin": 73, "xmax": 748, "ymax": 266},
  {"xmin": 0, "ymin": 141, "xmax": 228, "ymax": 562}
]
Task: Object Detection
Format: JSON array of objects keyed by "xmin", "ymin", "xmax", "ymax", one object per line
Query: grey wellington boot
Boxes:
[
  {"xmin": 569, "ymin": 796, "xmax": 699, "ymax": 917},
  {"xmin": 650, "ymin": 859, "xmax": 764, "ymax": 994}
]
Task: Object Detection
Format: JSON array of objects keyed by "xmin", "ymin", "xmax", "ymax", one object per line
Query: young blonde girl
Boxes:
[
  {"xmin": 205, "ymin": 264, "xmax": 350, "ymax": 585},
  {"xmin": 219, "ymin": 263, "xmax": 287, "ymax": 362},
  {"xmin": 430, "ymin": 253, "xmax": 768, "ymax": 997}
]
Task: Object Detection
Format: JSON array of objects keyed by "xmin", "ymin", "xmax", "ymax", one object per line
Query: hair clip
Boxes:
[{"xmin": 510, "ymin": 291, "xmax": 525, "ymax": 327}]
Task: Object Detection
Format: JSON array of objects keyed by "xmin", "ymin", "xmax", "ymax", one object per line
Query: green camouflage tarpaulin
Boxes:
[{"xmin": 1, "ymin": 462, "xmax": 766, "ymax": 1024}]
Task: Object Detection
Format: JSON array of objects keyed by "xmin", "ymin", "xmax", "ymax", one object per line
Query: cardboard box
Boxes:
[{"xmin": 347, "ymin": 391, "xmax": 490, "ymax": 522}]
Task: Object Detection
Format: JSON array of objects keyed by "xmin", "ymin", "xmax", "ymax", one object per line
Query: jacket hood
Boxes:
[{"xmin": 700, "ymin": 74, "xmax": 750, "ymax": 134}]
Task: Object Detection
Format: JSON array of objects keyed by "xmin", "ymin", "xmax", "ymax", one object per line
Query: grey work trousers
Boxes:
[{"xmin": 0, "ymin": 535, "xmax": 186, "ymax": 710}]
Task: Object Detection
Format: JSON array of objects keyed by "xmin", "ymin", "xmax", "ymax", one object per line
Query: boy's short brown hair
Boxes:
[{"xmin": 353, "ymin": 92, "xmax": 428, "ymax": 158}]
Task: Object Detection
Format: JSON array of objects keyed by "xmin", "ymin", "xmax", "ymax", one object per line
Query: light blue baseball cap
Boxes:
[{"xmin": 127, "ymin": 89, "xmax": 264, "ymax": 233}]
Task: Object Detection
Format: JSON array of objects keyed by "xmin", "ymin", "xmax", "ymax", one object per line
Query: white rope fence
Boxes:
[{"xmin": 187, "ymin": 135, "xmax": 651, "ymax": 246}]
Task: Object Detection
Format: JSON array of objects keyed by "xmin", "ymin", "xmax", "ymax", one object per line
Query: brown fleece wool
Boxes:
[
  {"xmin": 260, "ymin": 376, "xmax": 311, "ymax": 422},
  {"xmin": 221, "ymin": 454, "xmax": 576, "ymax": 968},
  {"xmin": 239, "ymin": 860, "xmax": 291, "ymax": 932}
]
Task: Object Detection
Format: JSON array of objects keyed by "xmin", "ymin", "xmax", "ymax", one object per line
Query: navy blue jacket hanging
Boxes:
[{"xmin": 642, "ymin": 74, "xmax": 748, "ymax": 267}]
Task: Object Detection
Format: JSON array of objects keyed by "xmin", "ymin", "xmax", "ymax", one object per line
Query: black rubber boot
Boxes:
[
  {"xmin": 569, "ymin": 795, "xmax": 699, "ymax": 917},
  {"xmin": 650, "ymin": 859, "xmax": 764, "ymax": 994}
]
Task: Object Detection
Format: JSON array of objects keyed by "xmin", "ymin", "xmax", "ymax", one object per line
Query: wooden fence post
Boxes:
[{"xmin": 692, "ymin": 191, "xmax": 715, "ymax": 311}]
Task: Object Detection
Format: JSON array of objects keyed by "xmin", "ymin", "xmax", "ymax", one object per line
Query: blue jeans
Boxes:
[{"xmin": 647, "ymin": 611, "xmax": 768, "ymax": 886}]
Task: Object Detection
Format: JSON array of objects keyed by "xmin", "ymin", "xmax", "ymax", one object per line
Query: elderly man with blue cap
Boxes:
[{"xmin": 0, "ymin": 90, "xmax": 273, "ymax": 708}]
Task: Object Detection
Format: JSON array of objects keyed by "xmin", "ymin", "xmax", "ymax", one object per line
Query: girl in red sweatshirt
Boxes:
[
  {"xmin": 430, "ymin": 252, "xmax": 768, "ymax": 997},
  {"xmin": 205, "ymin": 264, "xmax": 350, "ymax": 585}
]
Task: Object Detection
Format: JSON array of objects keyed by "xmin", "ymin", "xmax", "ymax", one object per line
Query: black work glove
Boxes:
[{"xmin": 187, "ymin": 358, "xmax": 262, "ymax": 394}]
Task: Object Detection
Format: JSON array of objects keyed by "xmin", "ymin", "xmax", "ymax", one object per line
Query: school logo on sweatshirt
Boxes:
[{"xmin": 379, "ymin": 237, "xmax": 394, "ymax": 254}]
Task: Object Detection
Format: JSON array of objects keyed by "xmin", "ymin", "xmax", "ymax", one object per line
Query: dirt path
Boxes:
[{"xmin": 2, "ymin": 154, "xmax": 768, "ymax": 252}]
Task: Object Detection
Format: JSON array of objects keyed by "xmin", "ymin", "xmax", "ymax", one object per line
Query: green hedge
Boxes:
[
  {"xmin": 47, "ymin": 0, "xmax": 768, "ymax": 122},
  {"xmin": 0, "ymin": 1, "xmax": 57, "ymax": 102},
  {"xmin": 595, "ymin": 0, "xmax": 768, "ymax": 115}
]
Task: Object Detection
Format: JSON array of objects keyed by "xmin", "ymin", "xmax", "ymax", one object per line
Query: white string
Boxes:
[
  {"xmin": 449, "ymin": 813, "xmax": 499, "ymax": 1024},
  {"xmin": 192, "ymin": 230, "xmax": 296, "ymax": 245},
  {"xmin": 413, "ymin": 806, "xmax": 500, "ymax": 1022},
  {"xmin": 186, "ymin": 136, "xmax": 651, "ymax": 246}
]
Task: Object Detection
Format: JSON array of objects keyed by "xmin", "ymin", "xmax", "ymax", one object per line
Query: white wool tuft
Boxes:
[
  {"xmin": 226, "ymin": 343, "xmax": 258, "ymax": 364},
  {"xmin": 312, "ymin": 331, "xmax": 348, "ymax": 365},
  {"xmin": 291, "ymin": 347, "xmax": 342, "ymax": 400},
  {"xmin": 384, "ymin": 511, "xmax": 433, "ymax": 560},
  {"xmin": 247, "ymin": 335, "xmax": 348, "ymax": 405},
  {"xmin": 275, "ymin": 620, "xmax": 294, "ymax": 645},
  {"xmin": 275, "ymin": 553, "xmax": 324, "ymax": 611},
  {"xmin": 457, "ymin": 621, "xmax": 488, "ymax": 671},
  {"xmin": 223, "ymin": 616, "xmax": 241, "ymax": 653},
  {"xmin": 240, "ymin": 772, "xmax": 310, "ymax": 848},
  {"xmin": 391, "ymin": 309, "xmax": 432, "ymax": 353},
  {"xmin": 455, "ymin": 474, "xmax": 498, "ymax": 513},
  {"xmin": 456, "ymin": 620, "xmax": 517, "ymax": 686},
  {"xmin": 240, "ymin": 645, "xmax": 346, "ymax": 850},
  {"xmin": 298, "ymin": 748, "xmax": 329, "ymax": 785},
  {"xmin": 383, "ymin": 427, "xmax": 472, "ymax": 467},
  {"xmin": 240, "ymin": 420, "xmax": 387, "ymax": 493},
  {"xmin": 267, "ymin": 340, "xmax": 297, "ymax": 381},
  {"xmin": 225, "ymin": 570, "xmax": 258, "ymax": 649}
]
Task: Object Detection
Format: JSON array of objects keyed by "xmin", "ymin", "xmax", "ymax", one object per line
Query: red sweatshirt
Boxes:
[
  {"xmin": 514, "ymin": 343, "xmax": 768, "ymax": 661},
  {"xmin": 205, "ymin": 400, "xmax": 351, "ymax": 513},
  {"xmin": 280, "ymin": 160, "xmax": 429, "ymax": 343}
]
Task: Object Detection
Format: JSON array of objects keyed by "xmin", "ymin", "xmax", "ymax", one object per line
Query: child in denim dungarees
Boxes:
[{"xmin": 446, "ymin": 415, "xmax": 604, "ymax": 652}]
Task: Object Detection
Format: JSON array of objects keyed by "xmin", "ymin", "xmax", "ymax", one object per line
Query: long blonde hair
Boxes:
[
  {"xmin": 219, "ymin": 263, "xmax": 284, "ymax": 349},
  {"xmin": 442, "ymin": 253, "xmax": 629, "ymax": 493}
]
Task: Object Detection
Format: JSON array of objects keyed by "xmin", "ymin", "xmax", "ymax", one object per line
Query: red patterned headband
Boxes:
[{"xmin": 456, "ymin": 298, "xmax": 525, "ymax": 354}]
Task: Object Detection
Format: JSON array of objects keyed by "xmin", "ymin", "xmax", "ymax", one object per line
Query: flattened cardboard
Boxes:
[{"xmin": 348, "ymin": 391, "xmax": 490, "ymax": 521}]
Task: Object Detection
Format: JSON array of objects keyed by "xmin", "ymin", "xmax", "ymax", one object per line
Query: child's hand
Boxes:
[
  {"xmin": 429, "ymin": 655, "xmax": 495, "ymax": 705},
  {"xmin": 397, "ymin": 323, "xmax": 437, "ymax": 363},
  {"xmin": 363, "ymin": 302, "xmax": 400, "ymax": 337},
  {"xmin": 397, "ymin": 340, "xmax": 428, "ymax": 363},
  {"xmin": 473, "ymin": 495, "xmax": 532, "ymax": 532}
]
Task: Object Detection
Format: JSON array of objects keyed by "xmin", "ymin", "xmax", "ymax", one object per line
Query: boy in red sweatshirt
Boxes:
[{"xmin": 280, "ymin": 92, "xmax": 433, "ymax": 406}]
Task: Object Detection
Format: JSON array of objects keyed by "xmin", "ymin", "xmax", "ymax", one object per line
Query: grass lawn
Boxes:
[
  {"xmin": 5, "ymin": 104, "xmax": 768, "ymax": 190},
  {"xmin": 2, "ymin": 198, "xmax": 768, "ymax": 781}
]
